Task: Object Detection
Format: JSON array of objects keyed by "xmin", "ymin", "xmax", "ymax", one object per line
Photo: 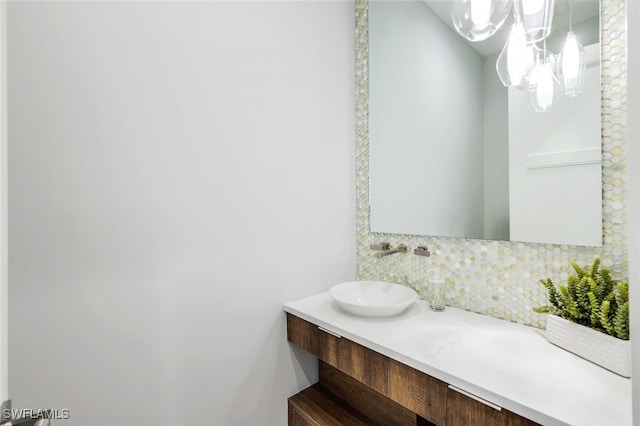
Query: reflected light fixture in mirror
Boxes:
[
  {"xmin": 451, "ymin": 0, "xmax": 512, "ymax": 41},
  {"xmin": 559, "ymin": 6, "xmax": 587, "ymax": 96},
  {"xmin": 528, "ymin": 47, "xmax": 561, "ymax": 112},
  {"xmin": 560, "ymin": 32, "xmax": 587, "ymax": 95},
  {"xmin": 453, "ymin": 0, "xmax": 587, "ymax": 112},
  {"xmin": 515, "ymin": 0, "xmax": 556, "ymax": 42},
  {"xmin": 496, "ymin": 21, "xmax": 529, "ymax": 86}
]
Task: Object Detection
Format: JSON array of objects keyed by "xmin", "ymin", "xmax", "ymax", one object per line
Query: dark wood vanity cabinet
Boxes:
[
  {"xmin": 446, "ymin": 385, "xmax": 536, "ymax": 426},
  {"xmin": 287, "ymin": 312, "xmax": 340, "ymax": 366},
  {"xmin": 337, "ymin": 337, "xmax": 390, "ymax": 395},
  {"xmin": 389, "ymin": 359, "xmax": 447, "ymax": 425},
  {"xmin": 286, "ymin": 313, "xmax": 538, "ymax": 426}
]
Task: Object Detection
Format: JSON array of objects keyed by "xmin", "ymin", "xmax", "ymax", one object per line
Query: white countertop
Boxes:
[{"xmin": 284, "ymin": 293, "xmax": 632, "ymax": 426}]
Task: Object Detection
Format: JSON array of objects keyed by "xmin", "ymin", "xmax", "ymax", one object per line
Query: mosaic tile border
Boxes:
[{"xmin": 355, "ymin": 0, "xmax": 628, "ymax": 328}]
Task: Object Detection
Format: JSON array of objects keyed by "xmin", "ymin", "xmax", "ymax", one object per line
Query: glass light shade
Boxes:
[
  {"xmin": 513, "ymin": 0, "xmax": 556, "ymax": 43},
  {"xmin": 559, "ymin": 31, "xmax": 586, "ymax": 96},
  {"xmin": 496, "ymin": 23, "xmax": 529, "ymax": 87},
  {"xmin": 521, "ymin": 44, "xmax": 544, "ymax": 89},
  {"xmin": 527, "ymin": 55, "xmax": 560, "ymax": 112},
  {"xmin": 451, "ymin": 0, "xmax": 512, "ymax": 42},
  {"xmin": 526, "ymin": 45, "xmax": 557, "ymax": 85}
]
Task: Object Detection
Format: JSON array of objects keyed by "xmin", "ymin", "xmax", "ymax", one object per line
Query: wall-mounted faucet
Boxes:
[
  {"xmin": 370, "ymin": 241, "xmax": 408, "ymax": 258},
  {"xmin": 374, "ymin": 244, "xmax": 408, "ymax": 259}
]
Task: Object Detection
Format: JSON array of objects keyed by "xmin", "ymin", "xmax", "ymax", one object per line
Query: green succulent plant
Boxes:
[{"xmin": 534, "ymin": 258, "xmax": 629, "ymax": 340}]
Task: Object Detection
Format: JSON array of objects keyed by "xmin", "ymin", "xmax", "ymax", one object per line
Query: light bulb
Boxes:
[
  {"xmin": 562, "ymin": 35, "xmax": 580, "ymax": 79},
  {"xmin": 560, "ymin": 31, "xmax": 586, "ymax": 96},
  {"xmin": 536, "ymin": 61, "xmax": 554, "ymax": 109},
  {"xmin": 506, "ymin": 23, "xmax": 528, "ymax": 86},
  {"xmin": 496, "ymin": 22, "xmax": 528, "ymax": 87},
  {"xmin": 528, "ymin": 56, "xmax": 559, "ymax": 112},
  {"xmin": 451, "ymin": 0, "xmax": 511, "ymax": 42},
  {"xmin": 470, "ymin": 0, "xmax": 492, "ymax": 26},
  {"xmin": 522, "ymin": 44, "xmax": 541, "ymax": 87}
]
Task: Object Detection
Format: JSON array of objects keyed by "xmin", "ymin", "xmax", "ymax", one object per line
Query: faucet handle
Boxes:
[
  {"xmin": 370, "ymin": 242, "xmax": 391, "ymax": 251},
  {"xmin": 414, "ymin": 246, "xmax": 431, "ymax": 257}
]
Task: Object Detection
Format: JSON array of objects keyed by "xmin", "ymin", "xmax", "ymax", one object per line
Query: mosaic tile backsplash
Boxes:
[{"xmin": 355, "ymin": 0, "xmax": 628, "ymax": 328}]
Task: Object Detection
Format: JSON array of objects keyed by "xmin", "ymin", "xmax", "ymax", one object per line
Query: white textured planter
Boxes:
[{"xmin": 546, "ymin": 314, "xmax": 631, "ymax": 377}]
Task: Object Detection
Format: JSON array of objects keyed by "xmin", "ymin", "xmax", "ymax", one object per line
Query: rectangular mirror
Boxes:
[{"xmin": 369, "ymin": 0, "xmax": 602, "ymax": 247}]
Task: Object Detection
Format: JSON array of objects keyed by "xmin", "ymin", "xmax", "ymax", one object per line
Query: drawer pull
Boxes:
[
  {"xmin": 448, "ymin": 385, "xmax": 502, "ymax": 411},
  {"xmin": 318, "ymin": 326, "xmax": 341, "ymax": 338}
]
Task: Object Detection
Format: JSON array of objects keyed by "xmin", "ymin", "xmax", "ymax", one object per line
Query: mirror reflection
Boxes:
[{"xmin": 369, "ymin": 0, "xmax": 602, "ymax": 247}]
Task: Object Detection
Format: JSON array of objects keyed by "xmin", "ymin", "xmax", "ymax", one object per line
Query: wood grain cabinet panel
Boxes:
[
  {"xmin": 501, "ymin": 410, "xmax": 540, "ymax": 426},
  {"xmin": 446, "ymin": 386, "xmax": 502, "ymax": 426},
  {"xmin": 288, "ymin": 405, "xmax": 316, "ymax": 426},
  {"xmin": 319, "ymin": 361, "xmax": 416, "ymax": 426},
  {"xmin": 288, "ymin": 384, "xmax": 379, "ymax": 426},
  {"xmin": 337, "ymin": 338, "xmax": 390, "ymax": 395},
  {"xmin": 389, "ymin": 359, "xmax": 447, "ymax": 426},
  {"xmin": 287, "ymin": 313, "xmax": 339, "ymax": 367},
  {"xmin": 446, "ymin": 386, "xmax": 539, "ymax": 426}
]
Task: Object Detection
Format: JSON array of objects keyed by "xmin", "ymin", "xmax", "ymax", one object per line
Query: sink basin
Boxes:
[{"xmin": 329, "ymin": 281, "xmax": 417, "ymax": 318}]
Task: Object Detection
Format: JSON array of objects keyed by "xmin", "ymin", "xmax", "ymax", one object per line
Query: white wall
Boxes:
[
  {"xmin": 627, "ymin": 0, "xmax": 640, "ymax": 422},
  {"xmin": 482, "ymin": 52, "xmax": 509, "ymax": 241},
  {"xmin": 7, "ymin": 2, "xmax": 355, "ymax": 425},
  {"xmin": 369, "ymin": 1, "xmax": 485, "ymax": 239}
]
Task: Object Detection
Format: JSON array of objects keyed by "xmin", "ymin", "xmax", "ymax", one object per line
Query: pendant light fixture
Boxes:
[
  {"xmin": 528, "ymin": 44, "xmax": 560, "ymax": 112},
  {"xmin": 496, "ymin": 21, "xmax": 529, "ymax": 87},
  {"xmin": 451, "ymin": 0, "xmax": 512, "ymax": 42},
  {"xmin": 513, "ymin": 0, "xmax": 556, "ymax": 43},
  {"xmin": 450, "ymin": 0, "xmax": 586, "ymax": 112},
  {"xmin": 558, "ymin": 4, "xmax": 586, "ymax": 96}
]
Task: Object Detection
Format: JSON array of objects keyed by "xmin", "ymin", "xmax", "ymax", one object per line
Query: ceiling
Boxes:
[{"xmin": 422, "ymin": 0, "xmax": 600, "ymax": 57}]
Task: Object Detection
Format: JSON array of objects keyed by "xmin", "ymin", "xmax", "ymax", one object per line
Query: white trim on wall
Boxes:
[{"xmin": 525, "ymin": 148, "xmax": 602, "ymax": 169}]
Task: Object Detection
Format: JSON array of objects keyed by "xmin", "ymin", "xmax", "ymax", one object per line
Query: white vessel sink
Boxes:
[{"xmin": 329, "ymin": 281, "xmax": 417, "ymax": 318}]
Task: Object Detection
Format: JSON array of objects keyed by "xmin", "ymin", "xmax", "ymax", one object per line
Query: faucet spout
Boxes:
[{"xmin": 375, "ymin": 244, "xmax": 408, "ymax": 258}]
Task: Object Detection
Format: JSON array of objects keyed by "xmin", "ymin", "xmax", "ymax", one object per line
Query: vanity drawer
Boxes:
[
  {"xmin": 287, "ymin": 313, "xmax": 339, "ymax": 367},
  {"xmin": 337, "ymin": 338, "xmax": 390, "ymax": 396},
  {"xmin": 389, "ymin": 359, "xmax": 447, "ymax": 426},
  {"xmin": 446, "ymin": 385, "xmax": 539, "ymax": 426}
]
